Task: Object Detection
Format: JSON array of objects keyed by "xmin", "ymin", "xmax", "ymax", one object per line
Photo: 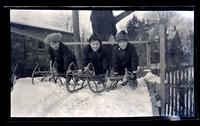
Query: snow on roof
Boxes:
[
  {"xmin": 11, "ymin": 77, "xmax": 153, "ymax": 117},
  {"xmin": 11, "ymin": 21, "xmax": 73, "ymax": 34}
]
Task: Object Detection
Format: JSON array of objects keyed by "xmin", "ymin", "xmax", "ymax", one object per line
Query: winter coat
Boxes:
[
  {"xmin": 112, "ymin": 43, "xmax": 139, "ymax": 75},
  {"xmin": 48, "ymin": 42, "xmax": 77, "ymax": 73},
  {"xmin": 90, "ymin": 11, "xmax": 117, "ymax": 41},
  {"xmin": 81, "ymin": 45, "xmax": 110, "ymax": 75}
]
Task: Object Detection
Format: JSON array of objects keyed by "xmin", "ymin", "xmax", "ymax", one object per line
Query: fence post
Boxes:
[{"xmin": 159, "ymin": 19, "xmax": 166, "ymax": 116}]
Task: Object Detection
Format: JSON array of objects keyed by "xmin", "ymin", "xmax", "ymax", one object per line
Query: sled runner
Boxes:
[
  {"xmin": 66, "ymin": 63, "xmax": 138, "ymax": 93},
  {"xmin": 85, "ymin": 63, "xmax": 107, "ymax": 93},
  {"xmin": 65, "ymin": 62, "xmax": 88, "ymax": 93},
  {"xmin": 66, "ymin": 62, "xmax": 107, "ymax": 93},
  {"xmin": 105, "ymin": 68, "xmax": 138, "ymax": 91},
  {"xmin": 31, "ymin": 62, "xmax": 64, "ymax": 86},
  {"xmin": 32, "ymin": 62, "xmax": 138, "ymax": 93}
]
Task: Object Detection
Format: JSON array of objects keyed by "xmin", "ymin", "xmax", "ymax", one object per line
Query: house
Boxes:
[{"xmin": 11, "ymin": 22, "xmax": 74, "ymax": 77}]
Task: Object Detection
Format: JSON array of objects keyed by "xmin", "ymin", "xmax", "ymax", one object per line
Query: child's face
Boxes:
[
  {"xmin": 118, "ymin": 40, "xmax": 128, "ymax": 50},
  {"xmin": 90, "ymin": 40, "xmax": 100, "ymax": 52},
  {"xmin": 50, "ymin": 41, "xmax": 60, "ymax": 50}
]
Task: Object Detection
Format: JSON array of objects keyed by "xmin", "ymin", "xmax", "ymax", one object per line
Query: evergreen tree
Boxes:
[
  {"xmin": 126, "ymin": 16, "xmax": 154, "ymax": 68},
  {"xmin": 127, "ymin": 15, "xmax": 140, "ymax": 40}
]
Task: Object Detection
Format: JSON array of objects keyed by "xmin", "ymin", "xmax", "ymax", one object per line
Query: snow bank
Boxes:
[
  {"xmin": 11, "ymin": 77, "xmax": 153, "ymax": 117},
  {"xmin": 144, "ymin": 72, "xmax": 160, "ymax": 84}
]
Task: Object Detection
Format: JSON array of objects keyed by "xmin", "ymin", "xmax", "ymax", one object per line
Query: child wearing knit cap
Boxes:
[
  {"xmin": 112, "ymin": 30, "xmax": 139, "ymax": 83},
  {"xmin": 81, "ymin": 34, "xmax": 110, "ymax": 75},
  {"xmin": 44, "ymin": 32, "xmax": 77, "ymax": 74}
]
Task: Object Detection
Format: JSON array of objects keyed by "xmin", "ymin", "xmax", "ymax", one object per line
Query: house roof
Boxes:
[
  {"xmin": 11, "ymin": 21, "xmax": 73, "ymax": 42},
  {"xmin": 11, "ymin": 21, "xmax": 73, "ymax": 33}
]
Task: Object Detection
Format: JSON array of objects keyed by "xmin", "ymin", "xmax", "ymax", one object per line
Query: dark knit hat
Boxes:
[
  {"xmin": 44, "ymin": 32, "xmax": 62, "ymax": 44},
  {"xmin": 116, "ymin": 30, "xmax": 128, "ymax": 42},
  {"xmin": 88, "ymin": 33, "xmax": 102, "ymax": 44}
]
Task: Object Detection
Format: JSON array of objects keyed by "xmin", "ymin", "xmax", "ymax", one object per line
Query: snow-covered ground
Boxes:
[
  {"xmin": 143, "ymin": 72, "xmax": 161, "ymax": 84},
  {"xmin": 11, "ymin": 75, "xmax": 154, "ymax": 117}
]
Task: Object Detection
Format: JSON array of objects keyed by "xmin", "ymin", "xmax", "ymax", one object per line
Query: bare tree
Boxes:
[
  {"xmin": 143, "ymin": 11, "xmax": 193, "ymax": 44},
  {"xmin": 143, "ymin": 11, "xmax": 194, "ymax": 68},
  {"xmin": 80, "ymin": 26, "xmax": 91, "ymax": 42},
  {"xmin": 52, "ymin": 10, "xmax": 73, "ymax": 32},
  {"xmin": 52, "ymin": 10, "xmax": 92, "ymax": 44}
]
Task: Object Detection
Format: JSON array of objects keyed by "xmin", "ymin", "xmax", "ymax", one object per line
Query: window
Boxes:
[{"xmin": 37, "ymin": 40, "xmax": 45, "ymax": 49}]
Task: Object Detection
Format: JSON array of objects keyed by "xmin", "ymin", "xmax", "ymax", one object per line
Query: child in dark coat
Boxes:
[
  {"xmin": 44, "ymin": 32, "xmax": 77, "ymax": 74},
  {"xmin": 81, "ymin": 34, "xmax": 110, "ymax": 75},
  {"xmin": 112, "ymin": 30, "xmax": 139, "ymax": 80}
]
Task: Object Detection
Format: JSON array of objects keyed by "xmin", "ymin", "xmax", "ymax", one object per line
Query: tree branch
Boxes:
[{"xmin": 115, "ymin": 11, "xmax": 134, "ymax": 24}]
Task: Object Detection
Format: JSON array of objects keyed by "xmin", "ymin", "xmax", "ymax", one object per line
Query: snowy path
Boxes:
[{"xmin": 11, "ymin": 77, "xmax": 153, "ymax": 117}]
